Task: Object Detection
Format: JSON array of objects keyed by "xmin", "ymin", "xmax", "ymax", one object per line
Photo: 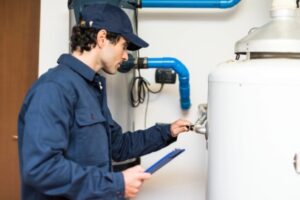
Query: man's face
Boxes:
[{"xmin": 100, "ymin": 36, "xmax": 129, "ymax": 75}]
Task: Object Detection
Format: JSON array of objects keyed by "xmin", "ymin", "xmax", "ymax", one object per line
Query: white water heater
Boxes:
[{"xmin": 207, "ymin": 0, "xmax": 300, "ymax": 199}]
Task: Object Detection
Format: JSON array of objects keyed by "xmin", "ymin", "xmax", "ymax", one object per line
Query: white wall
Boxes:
[
  {"xmin": 39, "ymin": 0, "xmax": 69, "ymax": 75},
  {"xmin": 39, "ymin": 0, "xmax": 272, "ymax": 199}
]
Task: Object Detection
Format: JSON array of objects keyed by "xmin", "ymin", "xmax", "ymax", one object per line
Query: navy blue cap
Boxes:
[{"xmin": 81, "ymin": 4, "xmax": 149, "ymax": 51}]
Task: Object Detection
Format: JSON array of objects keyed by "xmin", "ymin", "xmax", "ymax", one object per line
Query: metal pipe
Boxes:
[
  {"xmin": 147, "ymin": 57, "xmax": 191, "ymax": 110},
  {"xmin": 140, "ymin": 0, "xmax": 241, "ymax": 8}
]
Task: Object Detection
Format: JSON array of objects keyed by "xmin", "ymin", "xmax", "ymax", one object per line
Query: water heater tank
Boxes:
[{"xmin": 207, "ymin": 1, "xmax": 300, "ymax": 199}]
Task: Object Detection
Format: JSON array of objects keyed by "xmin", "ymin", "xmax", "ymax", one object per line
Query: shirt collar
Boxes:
[{"xmin": 57, "ymin": 54, "xmax": 97, "ymax": 82}]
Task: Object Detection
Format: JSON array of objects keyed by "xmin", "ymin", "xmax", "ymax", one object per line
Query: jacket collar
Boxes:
[{"xmin": 57, "ymin": 53, "xmax": 97, "ymax": 82}]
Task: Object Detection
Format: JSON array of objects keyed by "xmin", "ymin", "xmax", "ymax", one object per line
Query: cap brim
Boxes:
[{"xmin": 123, "ymin": 33, "xmax": 149, "ymax": 51}]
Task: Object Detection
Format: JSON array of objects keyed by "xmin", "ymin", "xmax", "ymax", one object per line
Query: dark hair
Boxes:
[{"xmin": 70, "ymin": 25, "xmax": 123, "ymax": 53}]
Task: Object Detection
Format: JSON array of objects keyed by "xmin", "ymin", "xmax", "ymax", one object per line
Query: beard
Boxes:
[{"xmin": 102, "ymin": 66, "xmax": 118, "ymax": 75}]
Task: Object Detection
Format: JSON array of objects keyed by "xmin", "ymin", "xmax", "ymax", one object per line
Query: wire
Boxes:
[
  {"xmin": 129, "ymin": 69, "xmax": 164, "ymax": 128},
  {"xmin": 131, "ymin": 6, "xmax": 164, "ymax": 127},
  {"xmin": 130, "ymin": 69, "xmax": 164, "ymax": 108}
]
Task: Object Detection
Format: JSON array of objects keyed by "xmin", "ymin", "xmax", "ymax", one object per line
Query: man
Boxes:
[{"xmin": 18, "ymin": 3, "xmax": 191, "ymax": 200}]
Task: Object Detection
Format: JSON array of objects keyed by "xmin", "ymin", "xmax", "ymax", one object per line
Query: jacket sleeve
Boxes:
[
  {"xmin": 19, "ymin": 82, "xmax": 124, "ymax": 200},
  {"xmin": 109, "ymin": 116, "xmax": 177, "ymax": 162}
]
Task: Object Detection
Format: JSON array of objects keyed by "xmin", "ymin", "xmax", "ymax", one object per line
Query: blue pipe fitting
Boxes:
[
  {"xmin": 219, "ymin": 0, "xmax": 241, "ymax": 8},
  {"xmin": 147, "ymin": 57, "xmax": 191, "ymax": 110},
  {"xmin": 141, "ymin": 0, "xmax": 240, "ymax": 9}
]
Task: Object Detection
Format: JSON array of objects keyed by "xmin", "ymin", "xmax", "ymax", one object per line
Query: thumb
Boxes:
[{"xmin": 138, "ymin": 172, "xmax": 152, "ymax": 181}]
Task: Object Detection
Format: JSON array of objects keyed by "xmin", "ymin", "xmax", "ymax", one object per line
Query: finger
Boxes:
[
  {"xmin": 174, "ymin": 120, "xmax": 191, "ymax": 128},
  {"xmin": 176, "ymin": 124, "xmax": 190, "ymax": 131},
  {"xmin": 130, "ymin": 165, "xmax": 145, "ymax": 173},
  {"xmin": 172, "ymin": 126, "xmax": 189, "ymax": 135},
  {"xmin": 129, "ymin": 189, "xmax": 138, "ymax": 198},
  {"xmin": 178, "ymin": 119, "xmax": 191, "ymax": 123},
  {"xmin": 181, "ymin": 120, "xmax": 192, "ymax": 127},
  {"xmin": 139, "ymin": 172, "xmax": 152, "ymax": 180}
]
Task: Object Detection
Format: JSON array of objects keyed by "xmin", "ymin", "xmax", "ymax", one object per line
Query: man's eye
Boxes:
[{"xmin": 124, "ymin": 42, "xmax": 129, "ymax": 50}]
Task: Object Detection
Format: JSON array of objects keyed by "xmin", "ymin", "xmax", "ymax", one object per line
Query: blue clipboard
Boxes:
[{"xmin": 145, "ymin": 148, "xmax": 185, "ymax": 174}]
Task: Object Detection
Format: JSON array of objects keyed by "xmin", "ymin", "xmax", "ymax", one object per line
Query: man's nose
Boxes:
[{"xmin": 123, "ymin": 51, "xmax": 128, "ymax": 61}]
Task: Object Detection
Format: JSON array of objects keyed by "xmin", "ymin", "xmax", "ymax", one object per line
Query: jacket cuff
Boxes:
[
  {"xmin": 113, "ymin": 172, "xmax": 125, "ymax": 199},
  {"xmin": 156, "ymin": 123, "xmax": 177, "ymax": 143}
]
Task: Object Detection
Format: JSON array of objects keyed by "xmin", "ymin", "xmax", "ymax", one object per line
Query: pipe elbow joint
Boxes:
[
  {"xmin": 147, "ymin": 57, "xmax": 191, "ymax": 110},
  {"xmin": 220, "ymin": 0, "xmax": 241, "ymax": 8}
]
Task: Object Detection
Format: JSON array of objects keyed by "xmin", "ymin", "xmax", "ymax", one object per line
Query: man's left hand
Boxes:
[{"xmin": 170, "ymin": 119, "xmax": 191, "ymax": 137}]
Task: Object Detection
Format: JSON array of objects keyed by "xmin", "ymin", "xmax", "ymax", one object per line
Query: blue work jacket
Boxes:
[{"xmin": 18, "ymin": 54, "xmax": 176, "ymax": 200}]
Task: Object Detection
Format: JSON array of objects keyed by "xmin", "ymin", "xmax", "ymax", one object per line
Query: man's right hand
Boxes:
[{"xmin": 122, "ymin": 165, "xmax": 152, "ymax": 199}]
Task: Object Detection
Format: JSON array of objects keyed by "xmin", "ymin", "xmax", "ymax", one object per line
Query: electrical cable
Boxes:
[
  {"xmin": 129, "ymin": 69, "xmax": 164, "ymax": 128},
  {"xmin": 130, "ymin": 69, "xmax": 164, "ymax": 108},
  {"xmin": 131, "ymin": 7, "xmax": 163, "ymax": 127}
]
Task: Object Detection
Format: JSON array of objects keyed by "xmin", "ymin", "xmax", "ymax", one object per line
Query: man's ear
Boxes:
[{"xmin": 97, "ymin": 29, "xmax": 107, "ymax": 48}]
